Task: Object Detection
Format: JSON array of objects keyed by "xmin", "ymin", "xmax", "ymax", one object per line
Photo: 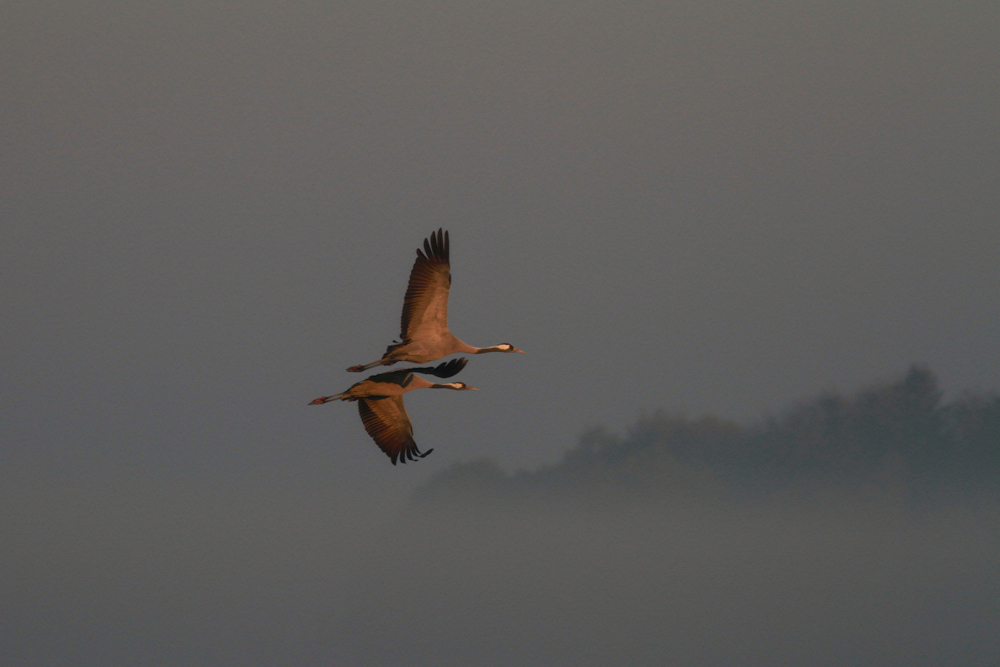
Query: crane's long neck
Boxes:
[
  {"xmin": 453, "ymin": 337, "xmax": 518, "ymax": 355},
  {"xmin": 472, "ymin": 344, "xmax": 507, "ymax": 354},
  {"xmin": 452, "ymin": 338, "xmax": 482, "ymax": 354}
]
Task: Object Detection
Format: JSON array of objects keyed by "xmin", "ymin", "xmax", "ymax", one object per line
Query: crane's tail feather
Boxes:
[{"xmin": 383, "ymin": 341, "xmax": 407, "ymax": 357}]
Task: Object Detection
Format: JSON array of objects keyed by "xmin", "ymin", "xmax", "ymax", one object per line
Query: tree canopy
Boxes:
[{"xmin": 416, "ymin": 366, "xmax": 1000, "ymax": 506}]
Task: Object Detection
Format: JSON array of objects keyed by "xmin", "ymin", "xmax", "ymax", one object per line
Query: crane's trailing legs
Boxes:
[
  {"xmin": 347, "ymin": 360, "xmax": 394, "ymax": 373},
  {"xmin": 309, "ymin": 393, "xmax": 345, "ymax": 404}
]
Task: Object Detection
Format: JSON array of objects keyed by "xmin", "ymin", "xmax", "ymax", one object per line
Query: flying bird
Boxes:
[
  {"xmin": 310, "ymin": 358, "xmax": 477, "ymax": 465},
  {"xmin": 347, "ymin": 229, "xmax": 524, "ymax": 373}
]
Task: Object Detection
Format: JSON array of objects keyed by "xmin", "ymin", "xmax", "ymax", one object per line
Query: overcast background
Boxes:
[{"xmin": 3, "ymin": 1, "xmax": 999, "ymax": 664}]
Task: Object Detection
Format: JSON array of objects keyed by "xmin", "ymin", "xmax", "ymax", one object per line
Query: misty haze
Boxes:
[
  {"xmin": 3, "ymin": 0, "xmax": 999, "ymax": 665},
  {"xmin": 5, "ymin": 367, "xmax": 999, "ymax": 665}
]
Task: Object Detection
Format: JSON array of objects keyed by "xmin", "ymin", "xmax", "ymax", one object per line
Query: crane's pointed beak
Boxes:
[
  {"xmin": 513, "ymin": 348, "xmax": 525, "ymax": 353},
  {"xmin": 309, "ymin": 397, "xmax": 328, "ymax": 405},
  {"xmin": 466, "ymin": 386, "xmax": 479, "ymax": 391}
]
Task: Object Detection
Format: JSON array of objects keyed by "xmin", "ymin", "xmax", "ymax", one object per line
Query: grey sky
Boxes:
[
  {"xmin": 5, "ymin": 0, "xmax": 998, "ymax": 472},
  {"xmin": 2, "ymin": 1, "xmax": 999, "ymax": 662}
]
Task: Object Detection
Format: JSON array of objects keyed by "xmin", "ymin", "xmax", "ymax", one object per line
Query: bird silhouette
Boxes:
[
  {"xmin": 310, "ymin": 358, "xmax": 476, "ymax": 464},
  {"xmin": 347, "ymin": 229, "xmax": 524, "ymax": 372}
]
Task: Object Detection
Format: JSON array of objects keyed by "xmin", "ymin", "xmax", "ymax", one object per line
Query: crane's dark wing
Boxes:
[
  {"xmin": 398, "ymin": 229, "xmax": 450, "ymax": 343},
  {"xmin": 404, "ymin": 357, "xmax": 468, "ymax": 379},
  {"xmin": 357, "ymin": 396, "xmax": 434, "ymax": 465},
  {"xmin": 363, "ymin": 369, "xmax": 416, "ymax": 389}
]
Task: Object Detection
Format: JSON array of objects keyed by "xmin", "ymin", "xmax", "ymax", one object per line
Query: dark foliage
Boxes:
[{"xmin": 415, "ymin": 366, "xmax": 1000, "ymax": 505}]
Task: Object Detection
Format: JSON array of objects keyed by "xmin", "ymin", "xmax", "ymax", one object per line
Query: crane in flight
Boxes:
[
  {"xmin": 347, "ymin": 229, "xmax": 524, "ymax": 372},
  {"xmin": 310, "ymin": 358, "xmax": 477, "ymax": 465}
]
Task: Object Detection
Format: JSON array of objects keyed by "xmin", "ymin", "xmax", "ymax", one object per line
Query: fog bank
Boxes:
[{"xmin": 4, "ymin": 464, "xmax": 998, "ymax": 665}]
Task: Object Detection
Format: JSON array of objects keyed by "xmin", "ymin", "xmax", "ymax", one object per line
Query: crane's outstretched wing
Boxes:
[
  {"xmin": 407, "ymin": 357, "xmax": 468, "ymax": 379},
  {"xmin": 363, "ymin": 359, "xmax": 466, "ymax": 389},
  {"xmin": 398, "ymin": 228, "xmax": 450, "ymax": 344},
  {"xmin": 357, "ymin": 396, "xmax": 433, "ymax": 465}
]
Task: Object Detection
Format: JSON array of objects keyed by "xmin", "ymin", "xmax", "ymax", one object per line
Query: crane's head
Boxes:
[
  {"xmin": 438, "ymin": 382, "xmax": 478, "ymax": 391},
  {"xmin": 495, "ymin": 343, "xmax": 525, "ymax": 353}
]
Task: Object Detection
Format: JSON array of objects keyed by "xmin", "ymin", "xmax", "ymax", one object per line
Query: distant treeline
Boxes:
[{"xmin": 416, "ymin": 366, "xmax": 1000, "ymax": 505}]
